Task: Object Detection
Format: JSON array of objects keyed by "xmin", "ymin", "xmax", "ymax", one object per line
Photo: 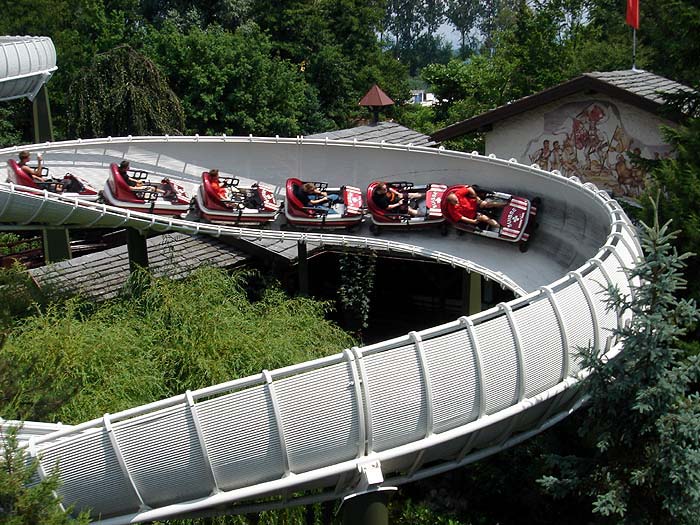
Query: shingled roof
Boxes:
[
  {"xmin": 29, "ymin": 233, "xmax": 249, "ymax": 301},
  {"xmin": 307, "ymin": 121, "xmax": 436, "ymax": 147},
  {"xmin": 29, "ymin": 233, "xmax": 320, "ymax": 302},
  {"xmin": 431, "ymin": 69, "xmax": 694, "ymax": 142}
]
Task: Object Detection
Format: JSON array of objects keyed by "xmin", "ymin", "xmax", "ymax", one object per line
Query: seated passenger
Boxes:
[
  {"xmin": 209, "ymin": 169, "xmax": 228, "ymax": 200},
  {"xmin": 118, "ymin": 160, "xmax": 158, "ymax": 193},
  {"xmin": 61, "ymin": 173, "xmax": 85, "ymax": 193},
  {"xmin": 18, "ymin": 150, "xmax": 47, "ymax": 184},
  {"xmin": 445, "ymin": 185, "xmax": 507, "ymax": 229},
  {"xmin": 372, "ymin": 182, "xmax": 423, "ymax": 217},
  {"xmin": 160, "ymin": 178, "xmax": 178, "ymax": 201},
  {"xmin": 294, "ymin": 182, "xmax": 339, "ymax": 214}
]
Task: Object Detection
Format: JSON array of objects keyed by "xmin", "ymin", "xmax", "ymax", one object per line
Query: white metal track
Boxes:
[
  {"xmin": 0, "ymin": 36, "xmax": 57, "ymax": 101},
  {"xmin": 0, "ymin": 137, "xmax": 641, "ymax": 524}
]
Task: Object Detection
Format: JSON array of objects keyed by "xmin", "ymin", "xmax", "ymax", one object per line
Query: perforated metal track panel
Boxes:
[{"xmin": 0, "ymin": 137, "xmax": 641, "ymax": 524}]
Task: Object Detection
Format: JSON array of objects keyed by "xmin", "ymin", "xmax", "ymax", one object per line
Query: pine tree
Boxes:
[
  {"xmin": 539, "ymin": 200, "xmax": 700, "ymax": 524},
  {"xmin": 0, "ymin": 425, "xmax": 90, "ymax": 524}
]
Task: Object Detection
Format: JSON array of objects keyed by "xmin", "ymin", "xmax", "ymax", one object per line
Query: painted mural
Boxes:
[{"xmin": 524, "ymin": 100, "xmax": 672, "ymax": 199}]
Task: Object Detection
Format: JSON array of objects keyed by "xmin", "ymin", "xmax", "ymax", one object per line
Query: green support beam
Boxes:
[
  {"xmin": 42, "ymin": 228, "xmax": 71, "ymax": 263},
  {"xmin": 297, "ymin": 240, "xmax": 308, "ymax": 296},
  {"xmin": 126, "ymin": 228, "xmax": 149, "ymax": 272},
  {"xmin": 342, "ymin": 491, "xmax": 390, "ymax": 525},
  {"xmin": 32, "ymin": 84, "xmax": 54, "ymax": 144},
  {"xmin": 462, "ymin": 270, "xmax": 482, "ymax": 316}
]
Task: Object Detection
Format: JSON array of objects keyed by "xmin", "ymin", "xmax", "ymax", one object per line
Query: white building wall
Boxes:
[{"xmin": 485, "ymin": 93, "xmax": 675, "ymax": 199}]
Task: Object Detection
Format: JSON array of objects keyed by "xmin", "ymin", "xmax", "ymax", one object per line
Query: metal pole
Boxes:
[
  {"xmin": 342, "ymin": 491, "xmax": 389, "ymax": 525},
  {"xmin": 32, "ymin": 84, "xmax": 54, "ymax": 143},
  {"xmin": 297, "ymin": 239, "xmax": 308, "ymax": 296},
  {"xmin": 42, "ymin": 228, "xmax": 71, "ymax": 263},
  {"xmin": 632, "ymin": 29, "xmax": 637, "ymax": 70},
  {"xmin": 466, "ymin": 271, "xmax": 481, "ymax": 315},
  {"xmin": 126, "ymin": 227, "xmax": 148, "ymax": 272}
]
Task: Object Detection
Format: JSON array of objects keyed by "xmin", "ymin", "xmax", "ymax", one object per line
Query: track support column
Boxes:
[
  {"xmin": 126, "ymin": 228, "xmax": 148, "ymax": 271},
  {"xmin": 341, "ymin": 461, "xmax": 395, "ymax": 525},
  {"xmin": 297, "ymin": 239, "xmax": 308, "ymax": 296},
  {"xmin": 42, "ymin": 228, "xmax": 71, "ymax": 263},
  {"xmin": 32, "ymin": 84, "xmax": 54, "ymax": 143},
  {"xmin": 342, "ymin": 490, "xmax": 390, "ymax": 525},
  {"xmin": 462, "ymin": 270, "xmax": 482, "ymax": 316}
]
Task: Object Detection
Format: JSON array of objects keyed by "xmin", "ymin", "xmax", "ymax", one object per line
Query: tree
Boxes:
[
  {"xmin": 645, "ymin": 114, "xmax": 700, "ymax": 303},
  {"xmin": 67, "ymin": 44, "xmax": 185, "ymax": 138},
  {"xmin": 0, "ymin": 425, "xmax": 90, "ymax": 524},
  {"xmin": 539, "ymin": 203, "xmax": 700, "ymax": 523},
  {"xmin": 445, "ymin": 0, "xmax": 481, "ymax": 57},
  {"xmin": 144, "ymin": 22, "xmax": 325, "ymax": 136}
]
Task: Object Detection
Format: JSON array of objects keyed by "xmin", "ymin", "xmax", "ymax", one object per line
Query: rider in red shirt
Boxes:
[
  {"xmin": 445, "ymin": 185, "xmax": 505, "ymax": 228},
  {"xmin": 209, "ymin": 169, "xmax": 227, "ymax": 200}
]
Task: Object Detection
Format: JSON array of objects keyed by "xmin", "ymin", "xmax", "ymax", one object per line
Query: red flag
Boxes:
[{"xmin": 626, "ymin": 0, "xmax": 639, "ymax": 29}]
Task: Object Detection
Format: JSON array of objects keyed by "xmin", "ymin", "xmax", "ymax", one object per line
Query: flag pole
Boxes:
[{"xmin": 632, "ymin": 28, "xmax": 637, "ymax": 70}]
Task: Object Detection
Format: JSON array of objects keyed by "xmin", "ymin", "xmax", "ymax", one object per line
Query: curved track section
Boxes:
[
  {"xmin": 0, "ymin": 36, "xmax": 56, "ymax": 101},
  {"xmin": 0, "ymin": 137, "xmax": 641, "ymax": 524}
]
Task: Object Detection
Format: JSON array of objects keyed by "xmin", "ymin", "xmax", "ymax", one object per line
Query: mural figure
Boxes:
[
  {"xmin": 523, "ymin": 100, "xmax": 673, "ymax": 200},
  {"xmin": 550, "ymin": 141, "xmax": 561, "ymax": 171},
  {"xmin": 529, "ymin": 139, "xmax": 551, "ymax": 170},
  {"xmin": 560, "ymin": 133, "xmax": 578, "ymax": 177}
]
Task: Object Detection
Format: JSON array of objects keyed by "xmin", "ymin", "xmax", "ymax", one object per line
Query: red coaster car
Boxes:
[
  {"xmin": 7, "ymin": 158, "xmax": 99, "ymax": 201},
  {"xmin": 102, "ymin": 163, "xmax": 190, "ymax": 216},
  {"xmin": 193, "ymin": 172, "xmax": 280, "ymax": 225},
  {"xmin": 284, "ymin": 177, "xmax": 364, "ymax": 229},
  {"xmin": 366, "ymin": 181, "xmax": 447, "ymax": 235},
  {"xmin": 441, "ymin": 184, "xmax": 540, "ymax": 252}
]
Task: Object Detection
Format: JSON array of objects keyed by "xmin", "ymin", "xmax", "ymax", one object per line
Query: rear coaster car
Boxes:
[
  {"xmin": 284, "ymin": 177, "xmax": 364, "ymax": 229},
  {"xmin": 7, "ymin": 159, "xmax": 99, "ymax": 201},
  {"xmin": 441, "ymin": 184, "xmax": 540, "ymax": 252},
  {"xmin": 102, "ymin": 163, "xmax": 191, "ymax": 216},
  {"xmin": 366, "ymin": 180, "xmax": 447, "ymax": 235},
  {"xmin": 194, "ymin": 172, "xmax": 280, "ymax": 225}
]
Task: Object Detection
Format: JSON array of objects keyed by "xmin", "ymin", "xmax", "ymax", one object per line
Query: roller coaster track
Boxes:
[
  {"xmin": 0, "ymin": 36, "xmax": 56, "ymax": 101},
  {"xmin": 0, "ymin": 134, "xmax": 642, "ymax": 524}
]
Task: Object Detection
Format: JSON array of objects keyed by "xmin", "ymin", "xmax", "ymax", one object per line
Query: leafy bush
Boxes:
[{"xmin": 0, "ymin": 266, "xmax": 354, "ymax": 424}]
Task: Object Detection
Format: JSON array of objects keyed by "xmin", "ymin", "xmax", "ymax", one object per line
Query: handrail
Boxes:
[{"xmin": 0, "ymin": 138, "xmax": 639, "ymax": 524}]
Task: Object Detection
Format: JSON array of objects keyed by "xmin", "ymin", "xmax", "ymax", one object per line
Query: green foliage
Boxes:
[
  {"xmin": 644, "ymin": 114, "xmax": 700, "ymax": 301},
  {"xmin": 637, "ymin": 0, "xmax": 700, "ymax": 85},
  {"xmin": 540, "ymin": 204, "xmax": 700, "ymax": 523},
  {"xmin": 0, "ymin": 105, "xmax": 28, "ymax": 149},
  {"xmin": 0, "ymin": 263, "xmax": 49, "ymax": 346},
  {"xmin": 0, "ymin": 266, "xmax": 354, "ymax": 424},
  {"xmin": 144, "ymin": 22, "xmax": 325, "ymax": 135},
  {"xmin": 337, "ymin": 253, "xmax": 377, "ymax": 335},
  {"xmin": 0, "ymin": 425, "xmax": 90, "ymax": 524},
  {"xmin": 67, "ymin": 44, "xmax": 185, "ymax": 138},
  {"xmin": 390, "ymin": 499, "xmax": 466, "ymax": 525}
]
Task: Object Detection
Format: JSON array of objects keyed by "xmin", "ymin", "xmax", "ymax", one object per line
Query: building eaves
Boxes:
[
  {"xmin": 431, "ymin": 70, "xmax": 693, "ymax": 143},
  {"xmin": 307, "ymin": 121, "xmax": 436, "ymax": 147}
]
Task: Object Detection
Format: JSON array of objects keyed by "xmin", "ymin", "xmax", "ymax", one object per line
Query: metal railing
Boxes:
[{"xmin": 0, "ymin": 138, "xmax": 641, "ymax": 524}]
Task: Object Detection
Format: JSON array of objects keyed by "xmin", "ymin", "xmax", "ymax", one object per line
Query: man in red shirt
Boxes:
[
  {"xmin": 445, "ymin": 185, "xmax": 506, "ymax": 228},
  {"xmin": 209, "ymin": 169, "xmax": 228, "ymax": 200}
]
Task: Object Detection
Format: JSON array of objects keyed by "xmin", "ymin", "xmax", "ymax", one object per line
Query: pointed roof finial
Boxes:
[{"xmin": 359, "ymin": 84, "xmax": 395, "ymax": 107}]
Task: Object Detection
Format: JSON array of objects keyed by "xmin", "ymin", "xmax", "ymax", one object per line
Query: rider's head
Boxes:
[
  {"xmin": 119, "ymin": 160, "xmax": 130, "ymax": 173},
  {"xmin": 302, "ymin": 182, "xmax": 316, "ymax": 193},
  {"xmin": 446, "ymin": 193, "xmax": 459, "ymax": 205},
  {"xmin": 209, "ymin": 168, "xmax": 220, "ymax": 180},
  {"xmin": 19, "ymin": 151, "xmax": 30, "ymax": 162}
]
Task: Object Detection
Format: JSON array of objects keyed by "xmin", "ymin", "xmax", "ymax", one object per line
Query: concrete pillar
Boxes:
[
  {"xmin": 126, "ymin": 227, "xmax": 148, "ymax": 272},
  {"xmin": 42, "ymin": 228, "xmax": 71, "ymax": 263},
  {"xmin": 297, "ymin": 239, "xmax": 308, "ymax": 296},
  {"xmin": 462, "ymin": 270, "xmax": 482, "ymax": 316},
  {"xmin": 32, "ymin": 84, "xmax": 54, "ymax": 143},
  {"xmin": 342, "ymin": 491, "xmax": 390, "ymax": 525}
]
